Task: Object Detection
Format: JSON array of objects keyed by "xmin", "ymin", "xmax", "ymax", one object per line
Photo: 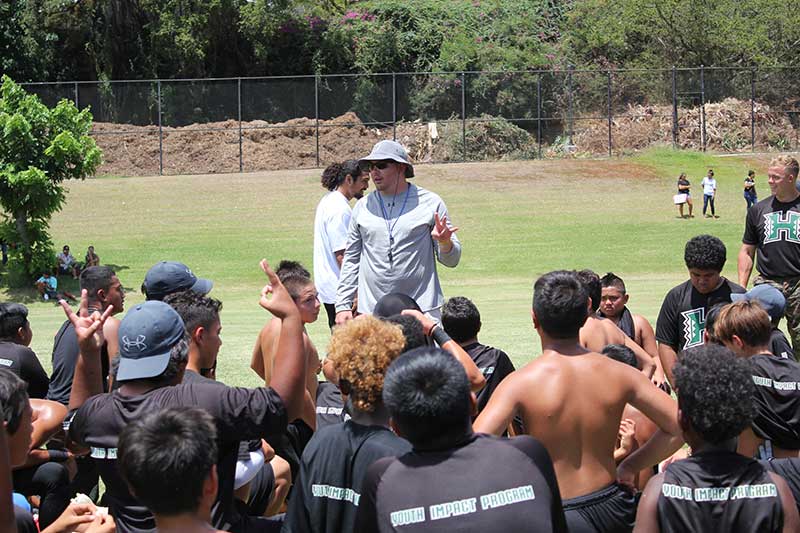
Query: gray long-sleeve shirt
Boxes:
[{"xmin": 335, "ymin": 184, "xmax": 461, "ymax": 314}]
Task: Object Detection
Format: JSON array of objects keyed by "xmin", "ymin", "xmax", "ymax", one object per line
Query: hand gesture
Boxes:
[
  {"xmin": 258, "ymin": 259, "xmax": 300, "ymax": 320},
  {"xmin": 59, "ymin": 290, "xmax": 113, "ymax": 356},
  {"xmin": 431, "ymin": 212, "xmax": 459, "ymax": 245},
  {"xmin": 335, "ymin": 310, "xmax": 353, "ymax": 326}
]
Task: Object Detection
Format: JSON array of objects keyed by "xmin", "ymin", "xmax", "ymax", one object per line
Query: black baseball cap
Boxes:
[
  {"xmin": 142, "ymin": 261, "xmax": 213, "ymax": 301},
  {"xmin": 116, "ymin": 301, "xmax": 185, "ymax": 381}
]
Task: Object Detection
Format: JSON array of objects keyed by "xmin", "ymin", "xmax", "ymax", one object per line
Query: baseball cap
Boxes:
[
  {"xmin": 142, "ymin": 261, "xmax": 213, "ymax": 301},
  {"xmin": 730, "ymin": 284, "xmax": 786, "ymax": 321},
  {"xmin": 373, "ymin": 293, "xmax": 422, "ymax": 318},
  {"xmin": 116, "ymin": 301, "xmax": 185, "ymax": 381},
  {"xmin": 360, "ymin": 140, "xmax": 415, "ymax": 178}
]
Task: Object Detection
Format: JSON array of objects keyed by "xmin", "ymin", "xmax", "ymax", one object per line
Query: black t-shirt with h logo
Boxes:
[
  {"xmin": 743, "ymin": 195, "xmax": 800, "ymax": 279},
  {"xmin": 656, "ymin": 279, "xmax": 745, "ymax": 352}
]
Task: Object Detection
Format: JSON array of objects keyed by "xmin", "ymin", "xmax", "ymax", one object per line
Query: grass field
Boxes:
[{"xmin": 1, "ymin": 147, "xmax": 792, "ymax": 388}]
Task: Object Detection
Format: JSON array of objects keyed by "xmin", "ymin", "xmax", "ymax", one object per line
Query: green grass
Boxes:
[{"xmin": 1, "ymin": 147, "xmax": 781, "ymax": 386}]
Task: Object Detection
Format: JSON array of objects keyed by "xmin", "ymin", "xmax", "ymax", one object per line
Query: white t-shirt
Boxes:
[
  {"xmin": 313, "ymin": 191, "xmax": 352, "ymax": 304},
  {"xmin": 701, "ymin": 177, "xmax": 717, "ymax": 195}
]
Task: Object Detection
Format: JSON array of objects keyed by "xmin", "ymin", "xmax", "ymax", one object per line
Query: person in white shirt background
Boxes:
[{"xmin": 701, "ymin": 169, "xmax": 719, "ymax": 218}]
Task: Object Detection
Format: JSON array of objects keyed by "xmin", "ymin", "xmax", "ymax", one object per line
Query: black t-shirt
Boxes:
[
  {"xmin": 67, "ymin": 383, "xmax": 287, "ymax": 533},
  {"xmin": 315, "ymin": 380, "xmax": 349, "ymax": 429},
  {"xmin": 678, "ymin": 178, "xmax": 690, "ymax": 194},
  {"xmin": 283, "ymin": 420, "xmax": 411, "ymax": 533},
  {"xmin": 743, "ymin": 195, "xmax": 800, "ymax": 279},
  {"xmin": 0, "ymin": 340, "xmax": 49, "ymax": 399},
  {"xmin": 745, "ymin": 178, "xmax": 756, "ymax": 193},
  {"xmin": 355, "ymin": 433, "xmax": 566, "ymax": 532},
  {"xmin": 771, "ymin": 328, "xmax": 795, "ymax": 360},
  {"xmin": 463, "ymin": 343, "xmax": 515, "ymax": 413},
  {"xmin": 657, "ymin": 449, "xmax": 782, "ymax": 532},
  {"xmin": 47, "ymin": 320, "xmax": 110, "ymax": 405},
  {"xmin": 656, "ymin": 278, "xmax": 745, "ymax": 352},
  {"xmin": 749, "ymin": 354, "xmax": 800, "ymax": 450},
  {"xmin": 762, "ymin": 458, "xmax": 800, "ymax": 515}
]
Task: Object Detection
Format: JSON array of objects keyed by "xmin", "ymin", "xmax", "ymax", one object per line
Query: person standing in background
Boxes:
[
  {"xmin": 701, "ymin": 169, "xmax": 718, "ymax": 218},
  {"xmin": 676, "ymin": 173, "xmax": 693, "ymax": 218},
  {"xmin": 745, "ymin": 170, "xmax": 758, "ymax": 209}
]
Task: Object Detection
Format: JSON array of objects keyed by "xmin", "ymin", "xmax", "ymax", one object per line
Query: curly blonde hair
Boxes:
[{"xmin": 327, "ymin": 316, "xmax": 406, "ymax": 413}]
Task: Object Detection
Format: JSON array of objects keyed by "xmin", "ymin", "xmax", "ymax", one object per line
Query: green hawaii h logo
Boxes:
[
  {"xmin": 764, "ymin": 212, "xmax": 800, "ymax": 244},
  {"xmin": 681, "ymin": 308, "xmax": 705, "ymax": 349}
]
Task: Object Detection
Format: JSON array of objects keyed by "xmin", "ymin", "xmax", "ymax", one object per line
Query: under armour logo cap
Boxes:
[
  {"xmin": 360, "ymin": 140, "xmax": 415, "ymax": 178},
  {"xmin": 142, "ymin": 261, "xmax": 213, "ymax": 301},
  {"xmin": 116, "ymin": 301, "xmax": 185, "ymax": 381}
]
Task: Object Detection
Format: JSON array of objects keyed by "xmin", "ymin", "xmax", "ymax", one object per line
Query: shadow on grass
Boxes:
[{"xmin": 0, "ymin": 262, "xmax": 132, "ymax": 304}]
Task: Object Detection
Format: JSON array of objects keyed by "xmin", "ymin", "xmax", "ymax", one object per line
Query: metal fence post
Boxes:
[
  {"xmin": 750, "ymin": 68, "xmax": 756, "ymax": 152},
  {"xmin": 73, "ymin": 82, "xmax": 79, "ymax": 107},
  {"xmin": 567, "ymin": 65, "xmax": 574, "ymax": 145},
  {"xmin": 238, "ymin": 78, "xmax": 243, "ymax": 173},
  {"xmin": 157, "ymin": 80, "xmax": 163, "ymax": 176},
  {"xmin": 461, "ymin": 71, "xmax": 467, "ymax": 162},
  {"xmin": 607, "ymin": 70, "xmax": 612, "ymax": 157},
  {"xmin": 315, "ymin": 75, "xmax": 320, "ymax": 168},
  {"xmin": 392, "ymin": 73, "xmax": 397, "ymax": 141},
  {"xmin": 537, "ymin": 72, "xmax": 542, "ymax": 159},
  {"xmin": 700, "ymin": 65, "xmax": 706, "ymax": 152},
  {"xmin": 672, "ymin": 66, "xmax": 678, "ymax": 149}
]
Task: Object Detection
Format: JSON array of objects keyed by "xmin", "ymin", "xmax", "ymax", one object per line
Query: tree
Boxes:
[{"xmin": 0, "ymin": 75, "xmax": 102, "ymax": 281}]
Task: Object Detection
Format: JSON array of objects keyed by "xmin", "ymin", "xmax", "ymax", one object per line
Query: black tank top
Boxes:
[{"xmin": 657, "ymin": 450, "xmax": 783, "ymax": 532}]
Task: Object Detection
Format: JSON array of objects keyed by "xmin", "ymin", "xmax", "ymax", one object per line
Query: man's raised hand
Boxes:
[
  {"xmin": 258, "ymin": 259, "xmax": 300, "ymax": 319},
  {"xmin": 431, "ymin": 212, "xmax": 459, "ymax": 245},
  {"xmin": 59, "ymin": 290, "xmax": 113, "ymax": 355}
]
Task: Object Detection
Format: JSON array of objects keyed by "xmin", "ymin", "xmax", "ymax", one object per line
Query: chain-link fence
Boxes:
[{"xmin": 21, "ymin": 67, "xmax": 800, "ymax": 176}]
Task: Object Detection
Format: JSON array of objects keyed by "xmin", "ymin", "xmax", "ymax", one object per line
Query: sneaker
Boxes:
[
  {"xmin": 43, "ymin": 294, "xmax": 49, "ymax": 300},
  {"xmin": 714, "ymin": 215, "xmax": 720, "ymax": 218}
]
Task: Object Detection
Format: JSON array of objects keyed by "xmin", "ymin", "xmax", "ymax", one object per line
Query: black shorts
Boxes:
[
  {"xmin": 267, "ymin": 419, "xmax": 314, "ymax": 480},
  {"xmin": 246, "ymin": 461, "xmax": 277, "ymax": 517},
  {"xmin": 562, "ymin": 483, "xmax": 637, "ymax": 533}
]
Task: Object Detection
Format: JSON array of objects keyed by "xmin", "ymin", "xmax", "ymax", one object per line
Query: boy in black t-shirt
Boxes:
[
  {"xmin": 356, "ymin": 347, "xmax": 566, "ymax": 532},
  {"xmin": 283, "ymin": 316, "xmax": 411, "ymax": 533},
  {"xmin": 730, "ymin": 284, "xmax": 794, "ymax": 360},
  {"xmin": 0, "ymin": 303, "xmax": 49, "ymax": 399},
  {"xmin": 635, "ymin": 344, "xmax": 799, "ymax": 532},
  {"xmin": 714, "ymin": 300, "xmax": 800, "ymax": 459},
  {"xmin": 656, "ymin": 234, "xmax": 745, "ymax": 386},
  {"xmin": 739, "ymin": 156, "xmax": 800, "ymax": 360},
  {"xmin": 118, "ymin": 407, "xmax": 226, "ymax": 533},
  {"xmin": 441, "ymin": 296, "xmax": 515, "ymax": 414}
]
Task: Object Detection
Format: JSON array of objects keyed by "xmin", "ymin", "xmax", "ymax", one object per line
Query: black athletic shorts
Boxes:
[
  {"xmin": 562, "ymin": 483, "xmax": 637, "ymax": 533},
  {"xmin": 267, "ymin": 419, "xmax": 314, "ymax": 480},
  {"xmin": 246, "ymin": 461, "xmax": 277, "ymax": 517}
]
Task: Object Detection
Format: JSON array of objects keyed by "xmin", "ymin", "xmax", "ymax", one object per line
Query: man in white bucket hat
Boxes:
[{"xmin": 334, "ymin": 140, "xmax": 461, "ymax": 324}]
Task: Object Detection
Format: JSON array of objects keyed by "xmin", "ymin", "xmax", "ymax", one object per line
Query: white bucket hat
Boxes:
[{"xmin": 360, "ymin": 140, "xmax": 415, "ymax": 178}]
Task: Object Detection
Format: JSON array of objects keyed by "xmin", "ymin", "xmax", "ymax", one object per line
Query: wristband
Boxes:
[
  {"xmin": 430, "ymin": 325, "xmax": 452, "ymax": 346},
  {"xmin": 48, "ymin": 449, "xmax": 70, "ymax": 462}
]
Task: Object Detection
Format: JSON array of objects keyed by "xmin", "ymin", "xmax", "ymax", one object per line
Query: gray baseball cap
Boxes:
[
  {"xmin": 142, "ymin": 261, "xmax": 213, "ymax": 301},
  {"xmin": 116, "ymin": 301, "xmax": 185, "ymax": 381},
  {"xmin": 731, "ymin": 284, "xmax": 786, "ymax": 321},
  {"xmin": 360, "ymin": 140, "xmax": 415, "ymax": 178}
]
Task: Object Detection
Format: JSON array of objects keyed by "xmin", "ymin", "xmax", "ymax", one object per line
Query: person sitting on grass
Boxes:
[
  {"xmin": 355, "ymin": 347, "xmax": 567, "ymax": 532},
  {"xmin": 36, "ymin": 272, "xmax": 76, "ymax": 302},
  {"xmin": 714, "ymin": 300, "xmax": 800, "ymax": 460},
  {"xmin": 0, "ymin": 302, "xmax": 49, "ymax": 399},
  {"xmin": 283, "ymin": 316, "xmax": 411, "ymax": 533},
  {"xmin": 1, "ymin": 369, "xmax": 115, "ymax": 533},
  {"xmin": 634, "ymin": 344, "xmax": 800, "ymax": 532},
  {"xmin": 441, "ymin": 296, "xmax": 515, "ymax": 414},
  {"xmin": 57, "ymin": 245, "xmax": 80, "ymax": 279},
  {"xmin": 84, "ymin": 246, "xmax": 100, "ymax": 268},
  {"xmin": 474, "ymin": 270, "xmax": 681, "ymax": 532},
  {"xmin": 118, "ymin": 407, "xmax": 225, "ymax": 533}
]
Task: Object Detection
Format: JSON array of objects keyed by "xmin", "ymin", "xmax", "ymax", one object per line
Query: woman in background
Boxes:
[{"xmin": 676, "ymin": 172, "xmax": 693, "ymax": 218}]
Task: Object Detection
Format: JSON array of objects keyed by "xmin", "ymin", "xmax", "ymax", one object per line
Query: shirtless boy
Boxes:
[{"xmin": 474, "ymin": 270, "xmax": 681, "ymax": 532}]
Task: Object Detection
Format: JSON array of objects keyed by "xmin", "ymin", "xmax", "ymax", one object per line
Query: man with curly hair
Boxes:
[
  {"xmin": 634, "ymin": 344, "xmax": 799, "ymax": 532},
  {"xmin": 313, "ymin": 161, "xmax": 369, "ymax": 329},
  {"xmin": 714, "ymin": 300, "xmax": 800, "ymax": 460},
  {"xmin": 656, "ymin": 235, "xmax": 745, "ymax": 386},
  {"xmin": 283, "ymin": 316, "xmax": 411, "ymax": 533},
  {"xmin": 739, "ymin": 155, "xmax": 800, "ymax": 360}
]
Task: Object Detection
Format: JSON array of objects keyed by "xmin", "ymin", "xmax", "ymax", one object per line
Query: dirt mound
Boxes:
[{"xmin": 573, "ymin": 98, "xmax": 798, "ymax": 154}]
